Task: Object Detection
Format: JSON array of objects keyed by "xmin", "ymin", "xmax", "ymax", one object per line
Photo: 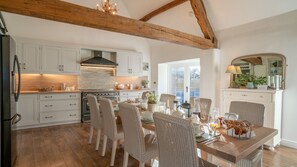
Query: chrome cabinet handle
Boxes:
[
  {"xmin": 45, "ymin": 104, "xmax": 53, "ymax": 107},
  {"xmin": 242, "ymin": 94, "xmax": 247, "ymax": 96},
  {"xmin": 23, "ymin": 63, "xmax": 26, "ymax": 70},
  {"xmin": 69, "ymin": 103, "xmax": 76, "ymax": 106},
  {"xmin": 44, "ymin": 95, "xmax": 52, "ymax": 98},
  {"xmin": 45, "ymin": 116, "xmax": 53, "ymax": 119},
  {"xmin": 69, "ymin": 114, "xmax": 76, "ymax": 116},
  {"xmin": 69, "ymin": 95, "xmax": 76, "ymax": 97}
]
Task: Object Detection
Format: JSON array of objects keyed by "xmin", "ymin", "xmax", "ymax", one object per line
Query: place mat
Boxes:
[{"xmin": 196, "ymin": 133, "xmax": 220, "ymax": 143}]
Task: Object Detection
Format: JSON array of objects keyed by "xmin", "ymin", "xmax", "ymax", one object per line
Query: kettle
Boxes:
[{"xmin": 178, "ymin": 100, "xmax": 192, "ymax": 118}]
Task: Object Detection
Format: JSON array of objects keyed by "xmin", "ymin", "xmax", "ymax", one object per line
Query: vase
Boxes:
[
  {"xmin": 246, "ymin": 82, "xmax": 254, "ymax": 89},
  {"xmin": 147, "ymin": 104, "xmax": 157, "ymax": 112}
]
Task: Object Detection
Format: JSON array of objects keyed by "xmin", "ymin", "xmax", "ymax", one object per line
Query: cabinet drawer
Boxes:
[
  {"xmin": 40, "ymin": 93, "xmax": 80, "ymax": 100},
  {"xmin": 40, "ymin": 100, "xmax": 79, "ymax": 112},
  {"xmin": 224, "ymin": 91, "xmax": 272, "ymax": 102},
  {"xmin": 40, "ymin": 110, "xmax": 80, "ymax": 123}
]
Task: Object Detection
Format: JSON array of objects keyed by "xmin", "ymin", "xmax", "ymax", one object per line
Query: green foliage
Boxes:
[
  {"xmin": 141, "ymin": 80, "xmax": 149, "ymax": 86},
  {"xmin": 146, "ymin": 92, "xmax": 157, "ymax": 104},
  {"xmin": 233, "ymin": 74, "xmax": 267, "ymax": 87}
]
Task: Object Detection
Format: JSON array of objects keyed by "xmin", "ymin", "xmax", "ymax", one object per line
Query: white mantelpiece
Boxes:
[{"xmin": 222, "ymin": 88, "xmax": 283, "ymax": 147}]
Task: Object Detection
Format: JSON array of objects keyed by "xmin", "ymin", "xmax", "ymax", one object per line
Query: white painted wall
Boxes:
[
  {"xmin": 151, "ymin": 43, "xmax": 220, "ymax": 109},
  {"xmin": 217, "ymin": 10, "xmax": 297, "ymax": 149}
]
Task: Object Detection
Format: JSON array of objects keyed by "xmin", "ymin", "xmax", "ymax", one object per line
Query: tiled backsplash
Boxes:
[
  {"xmin": 21, "ymin": 68, "xmax": 148, "ymax": 91},
  {"xmin": 20, "ymin": 74, "xmax": 78, "ymax": 91},
  {"xmin": 78, "ymin": 66, "xmax": 147, "ymax": 89}
]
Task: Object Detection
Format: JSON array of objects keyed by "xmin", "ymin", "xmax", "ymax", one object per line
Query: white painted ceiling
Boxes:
[{"xmin": 2, "ymin": 0, "xmax": 297, "ymax": 46}]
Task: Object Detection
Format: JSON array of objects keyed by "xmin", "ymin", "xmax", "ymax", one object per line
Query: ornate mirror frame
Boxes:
[{"xmin": 230, "ymin": 53, "xmax": 286, "ymax": 89}]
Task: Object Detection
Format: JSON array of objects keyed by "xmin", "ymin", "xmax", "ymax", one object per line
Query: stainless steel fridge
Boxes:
[{"xmin": 0, "ymin": 34, "xmax": 22, "ymax": 166}]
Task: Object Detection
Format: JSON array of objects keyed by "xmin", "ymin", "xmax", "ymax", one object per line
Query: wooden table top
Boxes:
[{"xmin": 141, "ymin": 122, "xmax": 277, "ymax": 163}]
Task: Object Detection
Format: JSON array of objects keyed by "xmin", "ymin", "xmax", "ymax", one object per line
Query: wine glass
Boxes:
[
  {"xmin": 199, "ymin": 102, "xmax": 208, "ymax": 124},
  {"xmin": 208, "ymin": 108, "xmax": 220, "ymax": 135}
]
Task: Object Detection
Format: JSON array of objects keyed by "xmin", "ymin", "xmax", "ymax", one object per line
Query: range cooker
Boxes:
[{"xmin": 81, "ymin": 89, "xmax": 119, "ymax": 122}]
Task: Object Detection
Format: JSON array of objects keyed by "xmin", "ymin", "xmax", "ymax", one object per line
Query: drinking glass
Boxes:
[
  {"xmin": 158, "ymin": 101, "xmax": 166, "ymax": 113},
  {"xmin": 207, "ymin": 107, "xmax": 220, "ymax": 135}
]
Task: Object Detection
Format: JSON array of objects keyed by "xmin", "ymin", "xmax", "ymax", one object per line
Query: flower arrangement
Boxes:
[
  {"xmin": 141, "ymin": 80, "xmax": 149, "ymax": 88},
  {"xmin": 146, "ymin": 92, "xmax": 157, "ymax": 104}
]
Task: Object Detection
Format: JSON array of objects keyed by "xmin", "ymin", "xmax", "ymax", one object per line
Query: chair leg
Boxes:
[
  {"xmin": 123, "ymin": 151, "xmax": 129, "ymax": 167},
  {"xmin": 139, "ymin": 162, "xmax": 145, "ymax": 167},
  {"xmin": 95, "ymin": 129, "xmax": 101, "ymax": 150},
  {"xmin": 101, "ymin": 135, "xmax": 107, "ymax": 156},
  {"xmin": 110, "ymin": 140, "xmax": 117, "ymax": 166},
  {"xmin": 89, "ymin": 126, "xmax": 94, "ymax": 144}
]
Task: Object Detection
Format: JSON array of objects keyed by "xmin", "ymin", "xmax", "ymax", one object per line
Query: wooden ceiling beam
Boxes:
[
  {"xmin": 0, "ymin": 0, "xmax": 215, "ymax": 49},
  {"xmin": 140, "ymin": 0, "xmax": 188, "ymax": 22},
  {"xmin": 190, "ymin": 0, "xmax": 217, "ymax": 46}
]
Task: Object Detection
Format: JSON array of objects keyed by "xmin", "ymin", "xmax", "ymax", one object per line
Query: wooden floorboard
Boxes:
[{"xmin": 14, "ymin": 123, "xmax": 297, "ymax": 167}]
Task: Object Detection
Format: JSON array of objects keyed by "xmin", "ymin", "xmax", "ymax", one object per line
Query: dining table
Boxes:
[{"xmin": 141, "ymin": 121, "xmax": 277, "ymax": 165}]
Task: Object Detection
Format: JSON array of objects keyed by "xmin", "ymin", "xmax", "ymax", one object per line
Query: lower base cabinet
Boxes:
[
  {"xmin": 16, "ymin": 94, "xmax": 39, "ymax": 127},
  {"xmin": 40, "ymin": 110, "xmax": 79, "ymax": 123},
  {"xmin": 17, "ymin": 93, "xmax": 81, "ymax": 129}
]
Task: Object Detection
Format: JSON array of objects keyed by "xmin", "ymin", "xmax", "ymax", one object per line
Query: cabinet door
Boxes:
[
  {"xmin": 22, "ymin": 43, "xmax": 40, "ymax": 73},
  {"xmin": 41, "ymin": 46, "xmax": 61, "ymax": 74},
  {"xmin": 17, "ymin": 94, "xmax": 39, "ymax": 126},
  {"xmin": 61, "ymin": 48, "xmax": 80, "ymax": 74},
  {"xmin": 116, "ymin": 52, "xmax": 130, "ymax": 76},
  {"xmin": 129, "ymin": 52, "xmax": 143, "ymax": 75}
]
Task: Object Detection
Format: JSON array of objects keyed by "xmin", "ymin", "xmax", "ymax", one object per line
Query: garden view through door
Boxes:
[{"xmin": 168, "ymin": 59, "xmax": 200, "ymax": 104}]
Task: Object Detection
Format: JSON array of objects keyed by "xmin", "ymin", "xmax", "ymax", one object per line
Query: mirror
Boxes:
[{"xmin": 231, "ymin": 53, "xmax": 286, "ymax": 89}]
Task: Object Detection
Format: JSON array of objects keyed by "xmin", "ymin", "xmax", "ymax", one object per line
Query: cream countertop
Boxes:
[{"xmin": 20, "ymin": 90, "xmax": 81, "ymax": 94}]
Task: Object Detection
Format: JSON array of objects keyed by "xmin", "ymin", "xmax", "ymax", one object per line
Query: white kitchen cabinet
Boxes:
[
  {"xmin": 222, "ymin": 89, "xmax": 283, "ymax": 147},
  {"xmin": 39, "ymin": 93, "xmax": 81, "ymax": 124},
  {"xmin": 17, "ymin": 42, "xmax": 41, "ymax": 73},
  {"xmin": 116, "ymin": 51, "xmax": 143, "ymax": 76},
  {"xmin": 41, "ymin": 46, "xmax": 60, "ymax": 73},
  {"xmin": 16, "ymin": 94, "xmax": 39, "ymax": 126},
  {"xmin": 41, "ymin": 46, "xmax": 80, "ymax": 74},
  {"xmin": 61, "ymin": 48, "xmax": 80, "ymax": 73},
  {"xmin": 17, "ymin": 93, "xmax": 81, "ymax": 129}
]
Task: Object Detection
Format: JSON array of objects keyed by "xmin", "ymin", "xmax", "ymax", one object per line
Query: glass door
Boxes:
[
  {"xmin": 169, "ymin": 67, "xmax": 185, "ymax": 103},
  {"xmin": 167, "ymin": 59, "xmax": 200, "ymax": 104}
]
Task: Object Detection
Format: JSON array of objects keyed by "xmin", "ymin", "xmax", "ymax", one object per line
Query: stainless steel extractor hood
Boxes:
[{"xmin": 80, "ymin": 50, "xmax": 118, "ymax": 68}]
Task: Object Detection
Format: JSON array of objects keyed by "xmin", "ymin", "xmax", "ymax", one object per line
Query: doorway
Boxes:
[{"xmin": 158, "ymin": 59, "xmax": 200, "ymax": 103}]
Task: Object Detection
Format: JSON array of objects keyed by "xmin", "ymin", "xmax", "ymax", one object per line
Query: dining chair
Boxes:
[
  {"xmin": 227, "ymin": 101, "xmax": 265, "ymax": 167},
  {"xmin": 153, "ymin": 112, "xmax": 219, "ymax": 167},
  {"xmin": 118, "ymin": 103, "xmax": 158, "ymax": 167},
  {"xmin": 87, "ymin": 95, "xmax": 103, "ymax": 150},
  {"xmin": 229, "ymin": 101, "xmax": 265, "ymax": 126},
  {"xmin": 160, "ymin": 93, "xmax": 176, "ymax": 110},
  {"xmin": 191, "ymin": 97, "xmax": 212, "ymax": 122},
  {"xmin": 99, "ymin": 97, "xmax": 124, "ymax": 166}
]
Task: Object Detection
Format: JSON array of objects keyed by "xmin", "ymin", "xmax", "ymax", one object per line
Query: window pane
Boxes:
[
  {"xmin": 170, "ymin": 67, "xmax": 184, "ymax": 103},
  {"xmin": 189, "ymin": 66, "xmax": 200, "ymax": 98}
]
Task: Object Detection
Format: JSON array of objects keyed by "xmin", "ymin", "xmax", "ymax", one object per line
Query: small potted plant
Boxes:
[
  {"xmin": 146, "ymin": 92, "xmax": 157, "ymax": 111},
  {"xmin": 233, "ymin": 74, "xmax": 255, "ymax": 89},
  {"xmin": 141, "ymin": 80, "xmax": 149, "ymax": 88}
]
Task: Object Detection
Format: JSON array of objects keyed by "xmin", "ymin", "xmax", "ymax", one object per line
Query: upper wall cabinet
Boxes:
[
  {"xmin": 16, "ymin": 40, "xmax": 80, "ymax": 75},
  {"xmin": 116, "ymin": 51, "xmax": 143, "ymax": 76},
  {"xmin": 17, "ymin": 42, "xmax": 41, "ymax": 73},
  {"xmin": 41, "ymin": 46, "xmax": 80, "ymax": 74}
]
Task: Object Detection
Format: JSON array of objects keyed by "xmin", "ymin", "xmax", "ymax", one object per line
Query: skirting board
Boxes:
[{"xmin": 281, "ymin": 139, "xmax": 297, "ymax": 149}]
